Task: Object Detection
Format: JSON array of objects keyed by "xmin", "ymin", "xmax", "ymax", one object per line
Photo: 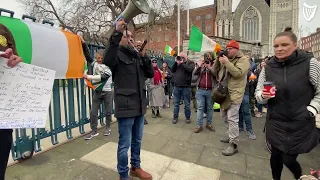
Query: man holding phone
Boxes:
[{"xmin": 171, "ymin": 52, "xmax": 195, "ymax": 124}]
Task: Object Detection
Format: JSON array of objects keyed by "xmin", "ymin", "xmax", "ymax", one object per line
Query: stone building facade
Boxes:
[
  {"xmin": 268, "ymin": 0, "xmax": 299, "ymax": 55},
  {"xmin": 214, "ymin": 0, "xmax": 299, "ymax": 56}
]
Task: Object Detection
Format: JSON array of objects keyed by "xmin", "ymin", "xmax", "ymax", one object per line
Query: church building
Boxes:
[{"xmin": 214, "ymin": 0, "xmax": 299, "ymax": 56}]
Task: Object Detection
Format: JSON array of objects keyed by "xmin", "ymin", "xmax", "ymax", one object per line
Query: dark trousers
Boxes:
[
  {"xmin": 90, "ymin": 91, "xmax": 113, "ymax": 131},
  {"xmin": 270, "ymin": 145, "xmax": 302, "ymax": 180},
  {"xmin": 248, "ymin": 82, "xmax": 256, "ymax": 113},
  {"xmin": 191, "ymin": 87, "xmax": 197, "ymax": 109},
  {"xmin": 239, "ymin": 95, "xmax": 253, "ymax": 132},
  {"xmin": 173, "ymin": 87, "xmax": 191, "ymax": 118},
  {"xmin": 0, "ymin": 130, "xmax": 12, "ymax": 180}
]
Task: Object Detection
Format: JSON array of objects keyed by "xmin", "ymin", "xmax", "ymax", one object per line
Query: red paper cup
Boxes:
[{"xmin": 263, "ymin": 81, "xmax": 276, "ymax": 98}]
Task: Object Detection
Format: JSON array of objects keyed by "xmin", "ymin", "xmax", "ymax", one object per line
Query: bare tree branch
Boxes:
[{"xmin": 16, "ymin": 0, "xmax": 190, "ymax": 44}]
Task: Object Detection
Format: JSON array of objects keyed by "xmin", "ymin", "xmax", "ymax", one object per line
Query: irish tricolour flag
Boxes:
[
  {"xmin": 188, "ymin": 26, "xmax": 222, "ymax": 53},
  {"xmin": 0, "ymin": 16, "xmax": 85, "ymax": 79},
  {"xmin": 164, "ymin": 44, "xmax": 175, "ymax": 56}
]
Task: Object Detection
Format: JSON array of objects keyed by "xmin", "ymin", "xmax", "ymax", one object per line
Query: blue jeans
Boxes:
[
  {"xmin": 173, "ymin": 87, "xmax": 191, "ymax": 118},
  {"xmin": 256, "ymin": 102, "xmax": 267, "ymax": 113},
  {"xmin": 117, "ymin": 116, "xmax": 144, "ymax": 179},
  {"xmin": 239, "ymin": 95, "xmax": 253, "ymax": 132},
  {"xmin": 196, "ymin": 89, "xmax": 213, "ymax": 126}
]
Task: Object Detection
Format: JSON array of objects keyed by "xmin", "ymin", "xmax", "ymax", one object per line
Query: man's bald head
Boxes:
[{"xmin": 179, "ymin": 52, "xmax": 188, "ymax": 61}]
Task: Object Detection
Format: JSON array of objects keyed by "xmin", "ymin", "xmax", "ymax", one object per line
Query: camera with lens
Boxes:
[
  {"xmin": 176, "ymin": 56, "xmax": 182, "ymax": 61},
  {"xmin": 205, "ymin": 59, "xmax": 210, "ymax": 64},
  {"xmin": 218, "ymin": 49, "xmax": 228, "ymax": 57}
]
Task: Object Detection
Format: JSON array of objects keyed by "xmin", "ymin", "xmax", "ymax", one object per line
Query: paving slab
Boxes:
[
  {"xmin": 143, "ymin": 124, "xmax": 167, "ymax": 135},
  {"xmin": 158, "ymin": 126, "xmax": 193, "ymax": 141},
  {"xmin": 197, "ymin": 146, "xmax": 247, "ymax": 176},
  {"xmin": 141, "ymin": 133, "xmax": 169, "ymax": 153},
  {"xmin": 161, "ymin": 159, "xmax": 220, "ymax": 180},
  {"xmin": 159, "ymin": 139, "xmax": 204, "ymax": 163},
  {"xmin": 5, "ymin": 106, "xmax": 320, "ymax": 180},
  {"xmin": 80, "ymin": 142, "xmax": 221, "ymax": 180},
  {"xmin": 71, "ymin": 165, "xmax": 120, "ymax": 180}
]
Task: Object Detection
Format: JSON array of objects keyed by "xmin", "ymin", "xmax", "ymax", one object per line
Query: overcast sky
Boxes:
[
  {"xmin": 2, "ymin": 0, "xmax": 318, "ymax": 37},
  {"xmin": 1, "ymin": 0, "xmax": 242, "ymax": 19}
]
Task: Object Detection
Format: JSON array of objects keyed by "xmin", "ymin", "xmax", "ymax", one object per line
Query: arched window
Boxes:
[
  {"xmin": 222, "ymin": 20, "xmax": 225, "ymax": 37},
  {"xmin": 242, "ymin": 6, "xmax": 260, "ymax": 42},
  {"xmin": 228, "ymin": 21, "xmax": 231, "ymax": 37}
]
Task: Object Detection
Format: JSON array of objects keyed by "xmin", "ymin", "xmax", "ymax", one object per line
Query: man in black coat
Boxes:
[
  {"xmin": 171, "ymin": 52, "xmax": 195, "ymax": 124},
  {"xmin": 103, "ymin": 19, "xmax": 154, "ymax": 180}
]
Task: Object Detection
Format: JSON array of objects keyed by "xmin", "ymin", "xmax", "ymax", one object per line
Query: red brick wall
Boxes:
[
  {"xmin": 301, "ymin": 28, "xmax": 320, "ymax": 58},
  {"xmin": 134, "ymin": 4, "xmax": 216, "ymax": 54}
]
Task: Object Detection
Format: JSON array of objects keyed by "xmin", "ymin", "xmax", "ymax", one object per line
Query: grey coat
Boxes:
[{"xmin": 146, "ymin": 78, "xmax": 165, "ymax": 107}]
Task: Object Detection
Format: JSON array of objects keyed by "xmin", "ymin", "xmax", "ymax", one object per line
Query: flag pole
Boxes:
[
  {"xmin": 177, "ymin": 0, "xmax": 181, "ymax": 54},
  {"xmin": 187, "ymin": 2, "xmax": 190, "ymax": 37}
]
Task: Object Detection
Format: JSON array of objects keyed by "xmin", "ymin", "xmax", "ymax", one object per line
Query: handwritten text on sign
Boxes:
[{"xmin": 0, "ymin": 57, "xmax": 55, "ymax": 129}]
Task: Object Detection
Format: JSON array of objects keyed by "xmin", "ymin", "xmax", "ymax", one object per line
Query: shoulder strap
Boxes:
[{"xmin": 217, "ymin": 67, "xmax": 227, "ymax": 82}]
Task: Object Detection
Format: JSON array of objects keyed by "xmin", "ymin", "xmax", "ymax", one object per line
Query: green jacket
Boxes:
[{"xmin": 213, "ymin": 51, "xmax": 250, "ymax": 110}]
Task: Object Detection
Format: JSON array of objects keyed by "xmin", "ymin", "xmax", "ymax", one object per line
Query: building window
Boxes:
[
  {"xmin": 201, "ymin": 15, "xmax": 206, "ymax": 32},
  {"xmin": 223, "ymin": 0, "xmax": 225, "ymax": 6},
  {"xmin": 157, "ymin": 36, "xmax": 161, "ymax": 42},
  {"xmin": 165, "ymin": 35, "xmax": 169, "ymax": 41},
  {"xmin": 159, "ymin": 27, "xmax": 161, "ymax": 31},
  {"xmin": 242, "ymin": 6, "xmax": 260, "ymax": 42},
  {"xmin": 206, "ymin": 25, "xmax": 211, "ymax": 33},
  {"xmin": 222, "ymin": 20, "xmax": 225, "ymax": 37},
  {"xmin": 206, "ymin": 14, "xmax": 212, "ymax": 19},
  {"xmin": 228, "ymin": 21, "xmax": 231, "ymax": 37},
  {"xmin": 196, "ymin": 16, "xmax": 201, "ymax": 21},
  {"xmin": 165, "ymin": 26, "xmax": 168, "ymax": 30}
]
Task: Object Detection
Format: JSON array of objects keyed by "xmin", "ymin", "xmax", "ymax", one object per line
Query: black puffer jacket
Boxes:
[{"xmin": 265, "ymin": 50, "xmax": 319, "ymax": 154}]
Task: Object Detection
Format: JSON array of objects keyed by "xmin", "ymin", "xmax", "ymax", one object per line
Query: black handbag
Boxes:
[{"xmin": 212, "ymin": 68, "xmax": 228, "ymax": 104}]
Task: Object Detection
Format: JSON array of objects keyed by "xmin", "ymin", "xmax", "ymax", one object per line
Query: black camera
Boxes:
[
  {"xmin": 205, "ymin": 59, "xmax": 210, "ymax": 64},
  {"xmin": 219, "ymin": 49, "xmax": 228, "ymax": 57},
  {"xmin": 176, "ymin": 56, "xmax": 182, "ymax": 61}
]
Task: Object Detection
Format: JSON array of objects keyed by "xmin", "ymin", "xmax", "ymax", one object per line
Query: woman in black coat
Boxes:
[{"xmin": 255, "ymin": 27, "xmax": 320, "ymax": 180}]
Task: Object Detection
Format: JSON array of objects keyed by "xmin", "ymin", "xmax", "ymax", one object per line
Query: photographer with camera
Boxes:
[
  {"xmin": 192, "ymin": 52, "xmax": 216, "ymax": 133},
  {"xmin": 171, "ymin": 52, "xmax": 195, "ymax": 124},
  {"xmin": 212, "ymin": 40, "xmax": 250, "ymax": 156}
]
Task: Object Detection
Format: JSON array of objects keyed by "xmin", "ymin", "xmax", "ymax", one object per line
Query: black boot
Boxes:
[
  {"xmin": 152, "ymin": 108, "xmax": 156, "ymax": 118},
  {"xmin": 156, "ymin": 110, "xmax": 162, "ymax": 118},
  {"xmin": 144, "ymin": 118, "xmax": 148, "ymax": 125}
]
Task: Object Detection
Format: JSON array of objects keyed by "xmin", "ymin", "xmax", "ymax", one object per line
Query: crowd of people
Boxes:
[{"xmin": 0, "ymin": 17, "xmax": 320, "ymax": 180}]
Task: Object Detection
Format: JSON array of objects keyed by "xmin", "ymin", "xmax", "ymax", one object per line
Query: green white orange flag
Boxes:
[
  {"xmin": 164, "ymin": 44, "xmax": 175, "ymax": 56},
  {"xmin": 0, "ymin": 16, "xmax": 85, "ymax": 79},
  {"xmin": 188, "ymin": 25, "xmax": 222, "ymax": 52}
]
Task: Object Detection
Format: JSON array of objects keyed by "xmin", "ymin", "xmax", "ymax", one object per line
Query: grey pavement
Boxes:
[{"xmin": 5, "ymin": 105, "xmax": 320, "ymax": 180}]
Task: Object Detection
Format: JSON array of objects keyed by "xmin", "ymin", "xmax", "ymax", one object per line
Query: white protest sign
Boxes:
[{"xmin": 0, "ymin": 57, "xmax": 55, "ymax": 129}]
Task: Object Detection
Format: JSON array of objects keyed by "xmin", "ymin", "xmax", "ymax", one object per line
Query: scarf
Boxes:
[{"xmin": 153, "ymin": 66, "xmax": 162, "ymax": 85}]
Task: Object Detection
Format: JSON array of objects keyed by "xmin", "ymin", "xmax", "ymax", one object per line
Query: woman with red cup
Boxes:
[{"xmin": 255, "ymin": 27, "xmax": 320, "ymax": 180}]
